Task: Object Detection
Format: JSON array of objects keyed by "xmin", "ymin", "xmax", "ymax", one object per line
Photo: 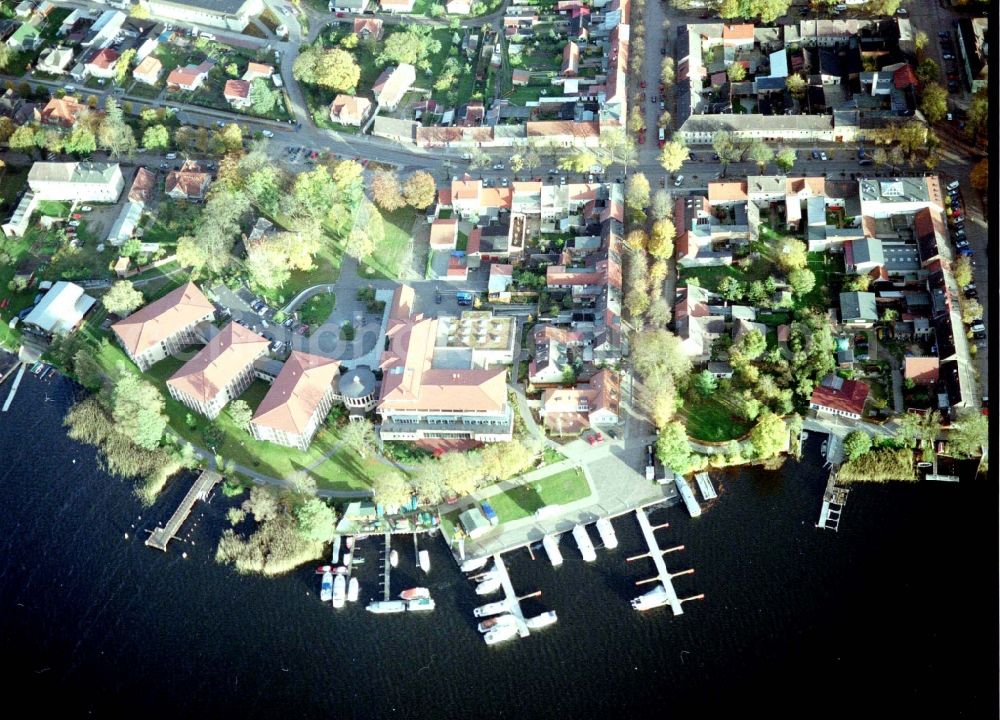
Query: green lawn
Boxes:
[
  {"xmin": 678, "ymin": 264, "xmax": 746, "ymax": 292},
  {"xmin": 37, "ymin": 200, "xmax": 71, "ymax": 217},
  {"xmin": 799, "ymin": 250, "xmax": 843, "ymax": 311},
  {"xmin": 357, "ymin": 205, "xmax": 416, "ymax": 280},
  {"xmin": 683, "ymin": 395, "xmax": 752, "ymax": 443},
  {"xmin": 298, "ymin": 291, "xmax": 337, "ymax": 326},
  {"xmin": 486, "ymin": 467, "xmax": 590, "ymax": 523}
]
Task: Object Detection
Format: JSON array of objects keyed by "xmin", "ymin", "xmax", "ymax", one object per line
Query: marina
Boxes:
[
  {"xmin": 145, "ymin": 471, "xmax": 221, "ymax": 551},
  {"xmin": 628, "ymin": 507, "xmax": 702, "ymax": 615}
]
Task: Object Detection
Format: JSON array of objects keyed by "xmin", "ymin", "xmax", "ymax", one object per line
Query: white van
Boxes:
[
  {"xmin": 658, "ymin": 127, "xmax": 665, "ymax": 142},
  {"xmin": 946, "ymin": 180, "xmax": 960, "ymax": 191},
  {"xmin": 165, "ymin": 152, "xmax": 177, "ymax": 160}
]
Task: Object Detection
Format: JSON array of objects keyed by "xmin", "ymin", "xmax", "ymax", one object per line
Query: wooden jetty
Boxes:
[
  {"xmin": 816, "ymin": 465, "xmax": 849, "ymax": 532},
  {"xmin": 146, "ymin": 471, "xmax": 221, "ymax": 551},
  {"xmin": 694, "ymin": 472, "xmax": 717, "ymax": 501},
  {"xmin": 629, "ymin": 508, "xmax": 688, "ymax": 616},
  {"xmin": 382, "ymin": 533, "xmax": 392, "ymax": 601},
  {"xmin": 492, "ymin": 553, "xmax": 531, "ymax": 638},
  {"xmin": 1, "ymin": 363, "xmax": 25, "ymax": 413}
]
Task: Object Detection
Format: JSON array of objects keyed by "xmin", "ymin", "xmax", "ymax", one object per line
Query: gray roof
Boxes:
[
  {"xmin": 681, "ymin": 113, "xmax": 833, "ymax": 134},
  {"xmin": 839, "ymin": 291, "xmax": 877, "ymax": 322},
  {"xmin": 850, "ymin": 237, "xmax": 884, "ymax": 266},
  {"xmin": 755, "ymin": 76, "xmax": 786, "ymax": 92},
  {"xmin": 28, "ymin": 162, "xmax": 119, "ymax": 185},
  {"xmin": 339, "ymin": 366, "xmax": 377, "ymax": 398},
  {"xmin": 858, "ymin": 176, "xmax": 930, "ymax": 204},
  {"xmin": 372, "ymin": 116, "xmax": 418, "ymax": 140},
  {"xmin": 147, "ymin": 0, "xmax": 256, "ymax": 13}
]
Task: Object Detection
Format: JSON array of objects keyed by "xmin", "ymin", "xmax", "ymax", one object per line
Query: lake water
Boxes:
[{"xmin": 0, "ymin": 372, "xmax": 990, "ymax": 717}]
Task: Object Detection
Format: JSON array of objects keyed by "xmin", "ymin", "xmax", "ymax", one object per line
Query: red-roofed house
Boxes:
[
  {"xmin": 167, "ymin": 61, "xmax": 214, "ymax": 91},
  {"xmin": 429, "ymin": 218, "xmax": 458, "ymax": 250},
  {"xmin": 353, "ymin": 17, "xmax": 383, "ymax": 40},
  {"xmin": 541, "ymin": 369, "xmax": 620, "ymax": 435},
  {"xmin": 250, "ymin": 351, "xmax": 340, "ymax": 451},
  {"xmin": 561, "ymin": 41, "xmax": 579, "ymax": 77},
  {"xmin": 893, "ymin": 64, "xmax": 919, "ymax": 89},
  {"xmin": 809, "ymin": 375, "xmax": 870, "ymax": 420},
  {"xmin": 330, "ymin": 94, "xmax": 373, "ymax": 126},
  {"xmin": 242, "ymin": 62, "xmax": 274, "ymax": 82},
  {"xmin": 903, "ymin": 357, "xmax": 939, "ymax": 386},
  {"xmin": 37, "ymin": 96, "xmax": 86, "ymax": 128},
  {"xmin": 165, "ymin": 160, "xmax": 211, "ymax": 201},
  {"xmin": 133, "ymin": 56, "xmax": 162, "ymax": 86},
  {"xmin": 85, "ymin": 48, "xmax": 119, "ymax": 79},
  {"xmin": 223, "ymin": 79, "xmax": 251, "ymax": 108},
  {"xmin": 722, "ymin": 24, "xmax": 755, "ymax": 47}
]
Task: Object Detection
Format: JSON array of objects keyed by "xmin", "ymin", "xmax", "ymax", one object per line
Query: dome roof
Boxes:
[{"xmin": 339, "ymin": 366, "xmax": 377, "ymax": 398}]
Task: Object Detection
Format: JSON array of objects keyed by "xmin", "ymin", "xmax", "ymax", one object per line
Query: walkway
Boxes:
[{"xmin": 146, "ymin": 470, "xmax": 221, "ymax": 551}]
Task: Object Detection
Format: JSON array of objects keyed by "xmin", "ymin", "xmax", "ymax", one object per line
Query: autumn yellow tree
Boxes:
[{"xmin": 970, "ymin": 159, "xmax": 988, "ymax": 191}]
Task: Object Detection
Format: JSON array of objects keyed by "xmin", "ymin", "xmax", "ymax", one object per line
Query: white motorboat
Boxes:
[
  {"xmin": 630, "ymin": 584, "xmax": 670, "ymax": 611},
  {"xmin": 484, "ymin": 623, "xmax": 519, "ymax": 645},
  {"xmin": 572, "ymin": 524, "xmax": 597, "ymax": 562},
  {"xmin": 331, "ymin": 536, "xmax": 341, "ymax": 564},
  {"xmin": 399, "ymin": 587, "xmax": 430, "ymax": 601},
  {"xmin": 366, "ymin": 600, "xmax": 406, "ymax": 614},
  {"xmin": 477, "ymin": 614, "xmax": 517, "ymax": 633},
  {"xmin": 474, "ymin": 598, "xmax": 510, "ymax": 617},
  {"xmin": 595, "ymin": 517, "xmax": 618, "ymax": 550},
  {"xmin": 347, "ymin": 577, "xmax": 359, "ymax": 602},
  {"xmin": 346, "ymin": 536, "xmax": 354, "ymax": 550},
  {"xmin": 319, "ymin": 570, "xmax": 333, "ymax": 603},
  {"xmin": 475, "ymin": 575, "xmax": 502, "ymax": 596},
  {"xmin": 470, "ymin": 568, "xmax": 499, "ymax": 583},
  {"xmin": 542, "ymin": 534, "xmax": 563, "ymax": 567},
  {"xmin": 419, "ymin": 550, "xmax": 430, "ymax": 573},
  {"xmin": 525, "ymin": 611, "xmax": 558, "ymax": 630},
  {"xmin": 406, "ymin": 597, "xmax": 435, "ymax": 612},
  {"xmin": 332, "ymin": 574, "xmax": 346, "ymax": 609},
  {"xmin": 460, "ymin": 556, "xmax": 489, "ymax": 573},
  {"xmin": 389, "ymin": 549, "xmax": 398, "ymax": 567}
]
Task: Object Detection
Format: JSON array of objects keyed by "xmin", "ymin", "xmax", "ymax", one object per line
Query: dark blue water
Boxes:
[{"xmin": 0, "ymin": 372, "xmax": 993, "ymax": 718}]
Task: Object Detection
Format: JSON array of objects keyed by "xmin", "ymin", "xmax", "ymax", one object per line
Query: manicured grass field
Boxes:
[
  {"xmin": 486, "ymin": 467, "xmax": 590, "ymax": 523},
  {"xmin": 682, "ymin": 395, "xmax": 752, "ymax": 443},
  {"xmin": 298, "ymin": 292, "xmax": 337, "ymax": 326},
  {"xmin": 358, "ymin": 205, "xmax": 416, "ymax": 280}
]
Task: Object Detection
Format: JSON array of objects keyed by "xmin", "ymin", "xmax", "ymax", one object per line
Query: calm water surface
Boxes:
[{"xmin": 0, "ymin": 373, "xmax": 991, "ymax": 717}]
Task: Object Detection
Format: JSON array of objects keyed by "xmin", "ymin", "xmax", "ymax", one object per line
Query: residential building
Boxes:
[
  {"xmin": 165, "ymin": 160, "xmax": 211, "ymax": 201},
  {"xmin": 528, "ymin": 324, "xmax": 585, "ymax": 385},
  {"xmin": 376, "ymin": 286, "xmax": 514, "ymax": 443},
  {"xmin": 242, "ymin": 62, "xmax": 273, "ymax": 81},
  {"xmin": 329, "ymin": 0, "xmax": 369, "ymax": 11},
  {"xmin": 7, "ymin": 22, "xmax": 40, "ymax": 51},
  {"xmin": 133, "ymin": 55, "xmax": 162, "ymax": 85},
  {"xmin": 81, "ymin": 10, "xmax": 126, "ymax": 49},
  {"xmin": 353, "ymin": 17, "xmax": 383, "ymax": 40},
  {"xmin": 839, "ymin": 291, "xmax": 878, "ymax": 327},
  {"xmin": 37, "ymin": 46, "xmax": 75, "ymax": 75},
  {"xmin": 487, "ymin": 264, "xmax": 514, "ymax": 301},
  {"xmin": 674, "ymin": 283, "xmax": 726, "ymax": 363},
  {"xmin": 250, "ymin": 351, "xmax": 340, "ymax": 451},
  {"xmin": 371, "ymin": 116, "xmax": 419, "ymax": 143},
  {"xmin": 223, "ymin": 79, "xmax": 251, "ymax": 108},
  {"xmin": 446, "ymin": 0, "xmax": 471, "ymax": 13},
  {"xmin": 429, "ymin": 218, "xmax": 458, "ymax": 250},
  {"xmin": 85, "ymin": 48, "xmax": 120, "ymax": 79},
  {"xmin": 373, "ymin": 63, "xmax": 416, "ymax": 111},
  {"xmin": 956, "ymin": 17, "xmax": 988, "ymax": 94},
  {"xmin": 379, "ymin": 0, "xmax": 415, "ymax": 12},
  {"xmin": 167, "ymin": 60, "xmax": 214, "ymax": 91},
  {"xmin": 107, "ymin": 201, "xmax": 143, "ymax": 246},
  {"xmin": 167, "ymin": 322, "xmax": 269, "ymax": 419},
  {"xmin": 903, "ymin": 356, "xmax": 939, "ymax": 387},
  {"xmin": 329, "ymin": 94, "xmax": 372, "ymax": 126},
  {"xmin": 541, "ymin": 368, "xmax": 620, "ymax": 435},
  {"xmin": 139, "ymin": 0, "xmax": 264, "ymax": 32},
  {"xmin": 36, "ymin": 96, "xmax": 86, "ymax": 128},
  {"xmin": 844, "ymin": 237, "xmax": 884, "ymax": 274},
  {"xmin": 22, "ymin": 281, "xmax": 95, "ymax": 337},
  {"xmin": 128, "ymin": 167, "xmax": 157, "ymax": 205},
  {"xmin": 111, "ymin": 281, "xmax": 216, "ymax": 371},
  {"xmin": 561, "ymin": 41, "xmax": 579, "ymax": 77},
  {"xmin": 28, "ymin": 162, "xmax": 125, "ymax": 202},
  {"xmin": 809, "ymin": 374, "xmax": 870, "ymax": 420}
]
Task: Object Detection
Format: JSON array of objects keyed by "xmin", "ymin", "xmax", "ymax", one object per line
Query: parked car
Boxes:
[
  {"xmin": 261, "ymin": 130, "xmax": 274, "ymax": 138},
  {"xmin": 673, "ymin": 174, "xmax": 684, "ymax": 186},
  {"xmin": 820, "ymin": 151, "xmax": 828, "ymax": 161},
  {"xmin": 80, "ymin": 206, "xmax": 92, "ymax": 212},
  {"xmin": 68, "ymin": 220, "xmax": 80, "ymax": 227},
  {"xmin": 296, "ymin": 324, "xmax": 308, "ymax": 335},
  {"xmin": 586, "ymin": 431, "xmax": 604, "ymax": 446},
  {"xmin": 283, "ymin": 317, "xmax": 294, "ymax": 329}
]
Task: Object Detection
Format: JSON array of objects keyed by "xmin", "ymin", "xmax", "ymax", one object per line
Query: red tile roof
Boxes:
[
  {"xmin": 88, "ymin": 48, "xmax": 119, "ymax": 70},
  {"xmin": 810, "ymin": 378, "xmax": 870, "ymax": 416}
]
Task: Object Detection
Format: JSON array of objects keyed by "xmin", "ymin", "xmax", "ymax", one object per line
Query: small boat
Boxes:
[
  {"xmin": 475, "ymin": 576, "xmax": 502, "ymax": 595},
  {"xmin": 460, "ymin": 556, "xmax": 489, "ymax": 573},
  {"xmin": 474, "ymin": 598, "xmax": 510, "ymax": 617},
  {"xmin": 399, "ymin": 587, "xmax": 430, "ymax": 601},
  {"xmin": 366, "ymin": 600, "xmax": 406, "ymax": 614},
  {"xmin": 595, "ymin": 517, "xmax": 618, "ymax": 550},
  {"xmin": 332, "ymin": 574, "xmax": 346, "ymax": 609},
  {"xmin": 525, "ymin": 611, "xmax": 558, "ymax": 630},
  {"xmin": 542, "ymin": 534, "xmax": 563, "ymax": 567},
  {"xmin": 406, "ymin": 597, "xmax": 436, "ymax": 612},
  {"xmin": 333, "ymin": 565, "xmax": 349, "ymax": 575},
  {"xmin": 478, "ymin": 614, "xmax": 517, "ymax": 633},
  {"xmin": 331, "ymin": 536, "xmax": 342, "ymax": 564},
  {"xmin": 419, "ymin": 550, "xmax": 430, "ymax": 573},
  {"xmin": 484, "ymin": 623, "xmax": 519, "ymax": 645},
  {"xmin": 631, "ymin": 584, "xmax": 670, "ymax": 612},
  {"xmin": 342, "ymin": 551, "xmax": 352, "ymax": 567},
  {"xmin": 572, "ymin": 524, "xmax": 597, "ymax": 562},
  {"xmin": 389, "ymin": 549, "xmax": 398, "ymax": 567},
  {"xmin": 347, "ymin": 577, "xmax": 359, "ymax": 602},
  {"xmin": 319, "ymin": 570, "xmax": 333, "ymax": 602},
  {"xmin": 352, "ymin": 557, "xmax": 365, "ymax": 565},
  {"xmin": 315, "ymin": 564, "xmax": 333, "ymax": 574},
  {"xmin": 346, "ymin": 536, "xmax": 354, "ymax": 550}
]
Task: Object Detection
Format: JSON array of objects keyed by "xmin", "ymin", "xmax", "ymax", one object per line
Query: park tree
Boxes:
[
  {"xmin": 402, "ymin": 170, "xmax": 437, "ymax": 209},
  {"xmin": 785, "ymin": 73, "xmax": 806, "ymax": 98},
  {"xmin": 142, "ymin": 124, "xmax": 170, "ymax": 150},
  {"xmin": 727, "ymin": 62, "xmax": 747, "ymax": 82},
  {"xmin": 245, "ymin": 237, "xmax": 291, "ymax": 291},
  {"xmin": 377, "ymin": 26, "xmax": 441, "ymax": 71},
  {"xmin": 97, "ymin": 97, "xmax": 136, "ymax": 157},
  {"xmin": 436, "ymin": 451, "xmax": 485, "ymax": 498},
  {"xmin": 648, "ymin": 218, "xmax": 675, "ymax": 260},
  {"xmin": 293, "ymin": 47, "xmax": 361, "ymax": 93},
  {"xmin": 842, "ymin": 430, "xmax": 872, "ymax": 462},
  {"xmin": 65, "ymin": 126, "xmax": 97, "ymax": 155},
  {"xmin": 340, "ymin": 419, "xmax": 377, "ymax": 459},
  {"xmin": 659, "ymin": 138, "xmax": 689, "ymax": 172},
  {"xmin": 625, "ymin": 172, "xmax": 651, "ymax": 210},
  {"xmin": 651, "ymin": 189, "xmax": 672, "ymax": 221},
  {"xmin": 228, "ymin": 399, "xmax": 253, "ymax": 431},
  {"xmin": 9, "ymin": 124, "xmax": 35, "ymax": 153},
  {"xmin": 481, "ymin": 439, "xmax": 537, "ymax": 482},
  {"xmin": 952, "ymin": 256, "xmax": 973, "ymax": 288},
  {"xmin": 776, "ymin": 237, "xmax": 808, "ymax": 272},
  {"xmin": 102, "ymin": 280, "xmax": 144, "ymax": 316},
  {"xmin": 788, "ymin": 267, "xmax": 816, "ymax": 296},
  {"xmin": 774, "ymin": 147, "xmax": 797, "ymax": 172},
  {"xmin": 370, "ymin": 171, "xmax": 405, "ymax": 211},
  {"xmin": 242, "ymin": 485, "xmax": 280, "ymax": 522},
  {"xmin": 646, "ymin": 297, "xmax": 671, "ymax": 329},
  {"xmin": 747, "ymin": 140, "xmax": 774, "ymax": 172},
  {"xmin": 372, "ymin": 471, "xmax": 414, "ymax": 508},
  {"xmin": 632, "ymin": 329, "xmax": 692, "ymax": 386},
  {"xmin": 111, "ymin": 373, "xmax": 167, "ymax": 451},
  {"xmin": 295, "ymin": 498, "xmax": 338, "ymax": 541},
  {"xmin": 559, "ymin": 150, "xmax": 599, "ymax": 173},
  {"xmin": 919, "ymin": 82, "xmax": 949, "ymax": 123},
  {"xmin": 597, "ymin": 126, "xmax": 638, "ymax": 166},
  {"xmin": 736, "ymin": 329, "xmax": 766, "ymax": 360},
  {"xmin": 249, "ymin": 79, "xmax": 279, "ymax": 115},
  {"xmin": 646, "ymin": 375, "xmax": 677, "ymax": 428},
  {"xmin": 748, "ymin": 412, "xmax": 787, "ymax": 460},
  {"xmin": 218, "ymin": 123, "xmax": 244, "ymax": 153},
  {"xmin": 649, "ymin": 260, "xmax": 668, "ymax": 290},
  {"xmin": 624, "ymin": 289, "xmax": 651, "ymax": 319},
  {"xmin": 693, "ymin": 370, "xmax": 718, "ymax": 398},
  {"xmin": 916, "ymin": 58, "xmax": 939, "ymax": 85},
  {"xmin": 717, "ymin": 275, "xmax": 744, "ymax": 302},
  {"xmin": 344, "ymin": 207, "xmax": 384, "ymax": 263},
  {"xmin": 656, "ymin": 421, "xmax": 694, "ymax": 474},
  {"xmin": 949, "ymin": 410, "xmax": 988, "ymax": 458},
  {"xmin": 970, "ymin": 159, "xmax": 988, "ymax": 191}
]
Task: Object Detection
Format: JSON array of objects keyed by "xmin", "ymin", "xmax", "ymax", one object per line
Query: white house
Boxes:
[
  {"xmin": 139, "ymin": 0, "xmax": 264, "ymax": 32},
  {"xmin": 27, "ymin": 162, "xmax": 125, "ymax": 203},
  {"xmin": 22, "ymin": 281, "xmax": 96, "ymax": 336}
]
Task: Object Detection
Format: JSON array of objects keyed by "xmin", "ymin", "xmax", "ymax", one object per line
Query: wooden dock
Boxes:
[
  {"xmin": 816, "ymin": 465, "xmax": 849, "ymax": 532},
  {"xmin": 694, "ymin": 472, "xmax": 717, "ymax": 501},
  {"xmin": 1, "ymin": 363, "xmax": 25, "ymax": 413},
  {"xmin": 632, "ymin": 508, "xmax": 685, "ymax": 616},
  {"xmin": 382, "ymin": 533, "xmax": 392, "ymax": 601},
  {"xmin": 146, "ymin": 470, "xmax": 221, "ymax": 551},
  {"xmin": 492, "ymin": 553, "xmax": 530, "ymax": 638}
]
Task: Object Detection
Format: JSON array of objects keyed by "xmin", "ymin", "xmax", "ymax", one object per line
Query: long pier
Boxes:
[
  {"xmin": 816, "ymin": 465, "xmax": 848, "ymax": 531},
  {"xmin": 1, "ymin": 364, "xmax": 25, "ymax": 413},
  {"xmin": 382, "ymin": 533, "xmax": 392, "ymax": 601},
  {"xmin": 146, "ymin": 470, "xmax": 221, "ymax": 551},
  {"xmin": 492, "ymin": 553, "xmax": 530, "ymax": 638},
  {"xmin": 631, "ymin": 508, "xmax": 686, "ymax": 616}
]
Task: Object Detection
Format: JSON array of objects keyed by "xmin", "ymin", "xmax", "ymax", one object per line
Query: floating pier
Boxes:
[
  {"xmin": 492, "ymin": 553, "xmax": 531, "ymax": 638},
  {"xmin": 381, "ymin": 533, "xmax": 392, "ymax": 601},
  {"xmin": 628, "ymin": 508, "xmax": 695, "ymax": 616},
  {"xmin": 816, "ymin": 465, "xmax": 848, "ymax": 531},
  {"xmin": 694, "ymin": 472, "xmax": 717, "ymax": 501},
  {"xmin": 1, "ymin": 363, "xmax": 25, "ymax": 413},
  {"xmin": 572, "ymin": 524, "xmax": 597, "ymax": 562},
  {"xmin": 673, "ymin": 473, "xmax": 702, "ymax": 518},
  {"xmin": 542, "ymin": 534, "xmax": 563, "ymax": 567},
  {"xmin": 146, "ymin": 471, "xmax": 221, "ymax": 551}
]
